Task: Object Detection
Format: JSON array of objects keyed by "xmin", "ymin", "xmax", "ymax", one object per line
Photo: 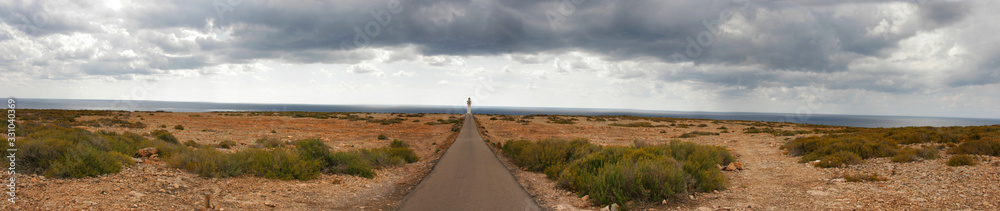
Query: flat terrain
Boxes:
[
  {"xmin": 400, "ymin": 114, "xmax": 541, "ymax": 210},
  {"xmin": 476, "ymin": 114, "xmax": 1000, "ymax": 210},
  {"xmin": 8, "ymin": 111, "xmax": 464, "ymax": 210},
  {"xmin": 8, "ymin": 111, "xmax": 999, "ymax": 210}
]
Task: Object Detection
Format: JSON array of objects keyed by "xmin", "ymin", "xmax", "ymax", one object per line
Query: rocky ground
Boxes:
[
  {"xmin": 5, "ymin": 111, "xmax": 463, "ymax": 210},
  {"xmin": 475, "ymin": 114, "xmax": 1000, "ymax": 211},
  {"xmin": 6, "ymin": 112, "xmax": 998, "ymax": 210}
]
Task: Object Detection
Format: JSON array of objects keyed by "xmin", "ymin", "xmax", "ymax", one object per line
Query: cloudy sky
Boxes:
[{"xmin": 1, "ymin": 0, "xmax": 998, "ymax": 118}]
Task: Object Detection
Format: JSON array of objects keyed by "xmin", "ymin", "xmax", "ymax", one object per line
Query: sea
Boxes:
[{"xmin": 12, "ymin": 98, "xmax": 1000, "ymax": 128}]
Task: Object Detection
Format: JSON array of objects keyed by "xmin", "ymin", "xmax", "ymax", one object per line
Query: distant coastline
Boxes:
[{"xmin": 15, "ymin": 98, "xmax": 1000, "ymax": 128}]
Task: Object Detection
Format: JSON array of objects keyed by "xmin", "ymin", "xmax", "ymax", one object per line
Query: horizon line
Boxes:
[{"xmin": 11, "ymin": 97, "xmax": 1000, "ymax": 121}]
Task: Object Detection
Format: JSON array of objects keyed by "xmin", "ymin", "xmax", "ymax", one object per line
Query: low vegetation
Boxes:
[
  {"xmin": 11, "ymin": 121, "xmax": 419, "ymax": 180},
  {"xmin": 743, "ymin": 127, "xmax": 812, "ymax": 136},
  {"xmin": 81, "ymin": 117, "xmax": 147, "ymax": 129},
  {"xmin": 783, "ymin": 125, "xmax": 1000, "ymax": 168},
  {"xmin": 501, "ymin": 138, "xmax": 734, "ymax": 206},
  {"xmin": 677, "ymin": 131, "xmax": 720, "ymax": 138},
  {"xmin": 948, "ymin": 137, "xmax": 1000, "ymax": 156},
  {"xmin": 151, "ymin": 129, "xmax": 180, "ymax": 144},
  {"xmin": 891, "ymin": 146, "xmax": 939, "ymax": 163},
  {"xmin": 546, "ymin": 116, "xmax": 577, "ymax": 124},
  {"xmin": 843, "ymin": 172, "xmax": 886, "ymax": 182},
  {"xmin": 609, "ymin": 122, "xmax": 666, "ymax": 128},
  {"xmin": 946, "ymin": 154, "xmax": 978, "ymax": 166},
  {"xmin": 255, "ymin": 138, "xmax": 285, "ymax": 148},
  {"xmin": 217, "ymin": 140, "xmax": 237, "ymax": 149},
  {"xmin": 7, "ymin": 125, "xmax": 173, "ymax": 178},
  {"xmin": 174, "ymin": 138, "xmax": 420, "ymax": 179}
]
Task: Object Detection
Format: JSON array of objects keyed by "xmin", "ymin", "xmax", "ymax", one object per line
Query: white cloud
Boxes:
[
  {"xmin": 393, "ymin": 71, "xmax": 415, "ymax": 77},
  {"xmin": 422, "ymin": 56, "xmax": 466, "ymax": 67},
  {"xmin": 346, "ymin": 63, "xmax": 381, "ymax": 74}
]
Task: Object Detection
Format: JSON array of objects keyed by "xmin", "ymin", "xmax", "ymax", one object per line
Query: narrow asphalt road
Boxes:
[{"xmin": 399, "ymin": 114, "xmax": 542, "ymax": 211}]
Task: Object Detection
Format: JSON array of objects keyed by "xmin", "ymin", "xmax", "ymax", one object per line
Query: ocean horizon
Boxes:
[{"xmin": 13, "ymin": 98, "xmax": 1000, "ymax": 128}]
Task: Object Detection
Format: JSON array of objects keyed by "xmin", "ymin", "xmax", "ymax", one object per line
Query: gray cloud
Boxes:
[{"xmin": 0, "ymin": 0, "xmax": 995, "ymax": 98}]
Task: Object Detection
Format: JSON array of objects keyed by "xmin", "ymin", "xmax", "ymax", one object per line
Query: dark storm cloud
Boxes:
[
  {"xmin": 0, "ymin": 0, "xmax": 99, "ymax": 36},
  {"xmin": 1, "ymin": 0, "xmax": 991, "ymax": 91},
  {"xmin": 918, "ymin": 1, "xmax": 971, "ymax": 28},
  {"xmin": 114, "ymin": 0, "xmax": 961, "ymax": 73}
]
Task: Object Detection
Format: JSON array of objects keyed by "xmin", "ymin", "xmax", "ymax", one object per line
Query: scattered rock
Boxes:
[
  {"xmin": 136, "ymin": 147, "xmax": 158, "ymax": 157},
  {"xmin": 131, "ymin": 157, "xmax": 143, "ymax": 163},
  {"xmin": 807, "ymin": 190, "xmax": 830, "ymax": 196},
  {"xmin": 716, "ymin": 164, "xmax": 724, "ymax": 170},
  {"xmin": 734, "ymin": 162, "xmax": 744, "ymax": 170},
  {"xmin": 129, "ymin": 191, "xmax": 145, "ymax": 198},
  {"xmin": 581, "ymin": 195, "xmax": 589, "ymax": 201},
  {"xmin": 695, "ymin": 207, "xmax": 713, "ymax": 211},
  {"xmin": 724, "ymin": 163, "xmax": 738, "ymax": 171},
  {"xmin": 661, "ymin": 199, "xmax": 668, "ymax": 204},
  {"xmin": 609, "ymin": 203, "xmax": 619, "ymax": 211},
  {"xmin": 263, "ymin": 201, "xmax": 277, "ymax": 207},
  {"xmin": 553, "ymin": 204, "xmax": 575, "ymax": 211}
]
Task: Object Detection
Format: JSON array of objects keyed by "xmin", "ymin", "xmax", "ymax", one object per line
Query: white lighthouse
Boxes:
[{"xmin": 466, "ymin": 97, "xmax": 472, "ymax": 114}]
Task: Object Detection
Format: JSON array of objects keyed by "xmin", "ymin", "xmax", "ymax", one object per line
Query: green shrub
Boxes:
[
  {"xmin": 174, "ymin": 125, "xmax": 184, "ymax": 130},
  {"xmin": 843, "ymin": 172, "xmax": 886, "ymax": 182},
  {"xmin": 546, "ymin": 116, "xmax": 577, "ymax": 124},
  {"xmin": 892, "ymin": 148, "xmax": 918, "ymax": 163},
  {"xmin": 915, "ymin": 146, "xmax": 940, "ymax": 159},
  {"xmin": 169, "ymin": 147, "xmax": 322, "ymax": 180},
  {"xmin": 322, "ymin": 140, "xmax": 420, "ymax": 178},
  {"xmin": 46, "ymin": 145, "xmax": 132, "ymax": 178},
  {"xmin": 386, "ymin": 147, "xmax": 419, "ymax": 163},
  {"xmin": 369, "ymin": 118, "xmax": 404, "ymax": 125},
  {"xmin": 582, "ymin": 158, "xmax": 685, "ymax": 205},
  {"xmin": 814, "ymin": 151, "xmax": 863, "ymax": 168},
  {"xmin": 504, "ymin": 139, "xmax": 733, "ymax": 206},
  {"xmin": 184, "ymin": 140, "xmax": 200, "ymax": 147},
  {"xmin": 377, "ymin": 134, "xmax": 388, "ymax": 140},
  {"xmin": 947, "ymin": 155, "xmax": 978, "ymax": 166},
  {"xmin": 783, "ymin": 135, "xmax": 897, "ymax": 163},
  {"xmin": 501, "ymin": 138, "xmax": 599, "ymax": 178},
  {"xmin": 240, "ymin": 148, "xmax": 322, "ymax": 180},
  {"xmin": 678, "ymin": 131, "xmax": 720, "ymax": 138},
  {"xmin": 892, "ymin": 146, "xmax": 939, "ymax": 163},
  {"xmin": 608, "ymin": 122, "xmax": 664, "ymax": 127},
  {"xmin": 12, "ymin": 125, "xmax": 164, "ymax": 178},
  {"xmin": 948, "ymin": 138, "xmax": 1000, "ymax": 156},
  {"xmin": 170, "ymin": 147, "xmax": 242, "ymax": 178},
  {"xmin": 218, "ymin": 140, "xmax": 237, "ymax": 149},
  {"xmin": 151, "ymin": 130, "xmax": 179, "ymax": 144},
  {"xmin": 359, "ymin": 149, "xmax": 403, "ymax": 167},
  {"xmin": 294, "ymin": 139, "xmax": 332, "ymax": 161},
  {"xmin": 255, "ymin": 138, "xmax": 284, "ymax": 148},
  {"xmin": 389, "ymin": 139, "xmax": 409, "ymax": 148}
]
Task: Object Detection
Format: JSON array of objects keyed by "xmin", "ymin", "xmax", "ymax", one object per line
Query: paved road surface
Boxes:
[{"xmin": 399, "ymin": 114, "xmax": 541, "ymax": 211}]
